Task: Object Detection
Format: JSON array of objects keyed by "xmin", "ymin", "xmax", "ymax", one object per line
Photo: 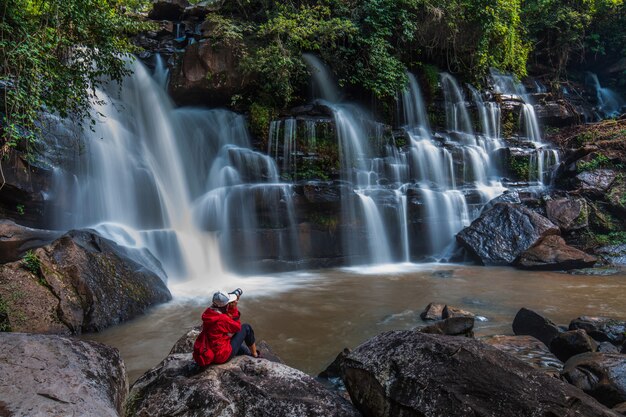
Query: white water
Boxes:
[
  {"xmin": 587, "ymin": 73, "xmax": 625, "ymax": 119},
  {"xmin": 50, "ymin": 58, "xmax": 299, "ymax": 291}
]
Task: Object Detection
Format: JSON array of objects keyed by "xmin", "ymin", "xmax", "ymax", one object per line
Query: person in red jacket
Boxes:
[{"xmin": 193, "ymin": 289, "xmax": 258, "ymax": 366}]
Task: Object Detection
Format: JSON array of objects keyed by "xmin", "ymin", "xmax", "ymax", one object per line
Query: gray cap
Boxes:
[{"xmin": 212, "ymin": 291, "xmax": 238, "ymax": 308}]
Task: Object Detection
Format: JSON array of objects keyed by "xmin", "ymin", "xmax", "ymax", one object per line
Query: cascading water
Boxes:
[
  {"xmin": 586, "ymin": 73, "xmax": 625, "ymax": 119},
  {"xmin": 490, "ymin": 70, "xmax": 560, "ymax": 185},
  {"xmin": 49, "ymin": 58, "xmax": 300, "ymax": 286}
]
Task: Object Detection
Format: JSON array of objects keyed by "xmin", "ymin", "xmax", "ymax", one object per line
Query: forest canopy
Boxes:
[{"xmin": 1, "ymin": 0, "xmax": 625, "ymax": 142}]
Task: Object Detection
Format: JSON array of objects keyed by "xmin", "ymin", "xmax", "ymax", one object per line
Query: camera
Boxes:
[{"xmin": 229, "ymin": 288, "xmax": 243, "ymax": 298}]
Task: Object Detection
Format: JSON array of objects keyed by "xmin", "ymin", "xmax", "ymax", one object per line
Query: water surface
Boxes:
[{"xmin": 85, "ymin": 264, "xmax": 626, "ymax": 383}]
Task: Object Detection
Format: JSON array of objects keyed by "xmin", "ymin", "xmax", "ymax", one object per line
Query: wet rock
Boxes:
[
  {"xmin": 480, "ymin": 191, "xmax": 521, "ymax": 214},
  {"xmin": 127, "ymin": 352, "xmax": 359, "ymax": 417},
  {"xmin": 597, "ymin": 244, "xmax": 626, "ymax": 266},
  {"xmin": 148, "ymin": 0, "xmax": 189, "ymax": 20},
  {"xmin": 0, "ymin": 150, "xmax": 53, "ymax": 228},
  {"xmin": 419, "ymin": 316, "xmax": 475, "ymax": 337},
  {"xmin": 550, "ymin": 329, "xmax": 599, "ymax": 362},
  {"xmin": 0, "ymin": 229, "xmax": 171, "ymax": 335},
  {"xmin": 562, "ymin": 353, "xmax": 626, "ymax": 408},
  {"xmin": 456, "ymin": 203, "xmax": 560, "ymax": 265},
  {"xmin": 577, "ymin": 169, "xmax": 617, "ymax": 195},
  {"xmin": 182, "ymin": 0, "xmax": 222, "ymax": 20},
  {"xmin": 546, "ymin": 197, "xmax": 589, "ymax": 231},
  {"xmin": 0, "ymin": 220, "xmax": 61, "ymax": 263},
  {"xmin": 442, "ymin": 305, "xmax": 475, "ymax": 319},
  {"xmin": 0, "ymin": 333, "xmax": 126, "ymax": 417},
  {"xmin": 419, "ymin": 302, "xmax": 445, "ymax": 321},
  {"xmin": 598, "ymin": 342, "xmax": 621, "ymax": 354},
  {"xmin": 569, "ymin": 316, "xmax": 626, "ymax": 345},
  {"xmin": 481, "ymin": 335, "xmax": 562, "ymax": 376},
  {"xmin": 342, "ymin": 330, "xmax": 617, "ymax": 417},
  {"xmin": 431, "ymin": 269, "xmax": 454, "ymax": 278},
  {"xmin": 568, "ymin": 267, "xmax": 622, "ymax": 276},
  {"xmin": 300, "ymin": 181, "xmax": 345, "ymax": 205},
  {"xmin": 512, "ymin": 307, "xmax": 562, "ymax": 347},
  {"xmin": 514, "ymin": 235, "xmax": 598, "ymax": 270}
]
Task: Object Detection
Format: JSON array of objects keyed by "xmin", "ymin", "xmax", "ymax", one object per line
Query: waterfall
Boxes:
[
  {"xmin": 441, "ymin": 73, "xmax": 474, "ymax": 136},
  {"xmin": 400, "ymin": 72, "xmax": 431, "ymax": 136},
  {"xmin": 586, "ymin": 73, "xmax": 625, "ymax": 119},
  {"xmin": 490, "ymin": 69, "xmax": 560, "ymax": 185},
  {"xmin": 302, "ymin": 53, "xmax": 341, "ymax": 102},
  {"xmin": 49, "ymin": 58, "xmax": 300, "ymax": 283}
]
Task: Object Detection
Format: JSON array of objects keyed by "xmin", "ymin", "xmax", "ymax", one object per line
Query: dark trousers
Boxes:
[{"xmin": 229, "ymin": 323, "xmax": 255, "ymax": 359}]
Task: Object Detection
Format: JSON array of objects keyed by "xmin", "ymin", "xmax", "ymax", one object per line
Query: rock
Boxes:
[
  {"xmin": 569, "ymin": 317, "xmax": 626, "ymax": 345},
  {"xmin": 418, "ymin": 316, "xmax": 475, "ymax": 337},
  {"xmin": 342, "ymin": 330, "xmax": 617, "ymax": 417},
  {"xmin": 597, "ymin": 244, "xmax": 626, "ymax": 266},
  {"xmin": 577, "ymin": 169, "xmax": 617, "ymax": 195},
  {"xmin": 614, "ymin": 402, "xmax": 626, "ymax": 415},
  {"xmin": 0, "ymin": 229, "xmax": 171, "ymax": 335},
  {"xmin": 598, "ymin": 342, "xmax": 621, "ymax": 354},
  {"xmin": 534, "ymin": 101, "xmax": 582, "ymax": 127},
  {"xmin": 0, "ymin": 220, "xmax": 61, "ymax": 263},
  {"xmin": 182, "ymin": 0, "xmax": 222, "ymax": 20},
  {"xmin": 563, "ymin": 353, "xmax": 626, "ymax": 408},
  {"xmin": 300, "ymin": 182, "xmax": 345, "ymax": 205},
  {"xmin": 514, "ymin": 235, "xmax": 598, "ymax": 270},
  {"xmin": 0, "ymin": 150, "xmax": 53, "ymax": 227},
  {"xmin": 0, "ymin": 333, "xmax": 126, "ymax": 416},
  {"xmin": 512, "ymin": 308, "xmax": 562, "ymax": 347},
  {"xmin": 568, "ymin": 267, "xmax": 621, "ymax": 276},
  {"xmin": 169, "ymin": 325, "xmax": 201, "ymax": 355},
  {"xmin": 480, "ymin": 191, "xmax": 521, "ymax": 214},
  {"xmin": 481, "ymin": 335, "xmax": 562, "ymax": 376},
  {"xmin": 546, "ymin": 197, "xmax": 589, "ymax": 231},
  {"xmin": 318, "ymin": 348, "xmax": 351, "ymax": 379},
  {"xmin": 169, "ymin": 39, "xmax": 245, "ymax": 107},
  {"xmin": 148, "ymin": 0, "xmax": 190, "ymax": 20},
  {"xmin": 456, "ymin": 203, "xmax": 560, "ymax": 265},
  {"xmin": 419, "ymin": 302, "xmax": 445, "ymax": 321},
  {"xmin": 126, "ymin": 353, "xmax": 359, "ymax": 417},
  {"xmin": 442, "ymin": 305, "xmax": 475, "ymax": 319},
  {"xmin": 431, "ymin": 269, "xmax": 454, "ymax": 278},
  {"xmin": 550, "ymin": 329, "xmax": 599, "ymax": 362}
]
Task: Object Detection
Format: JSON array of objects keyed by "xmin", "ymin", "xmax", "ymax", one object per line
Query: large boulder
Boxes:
[
  {"xmin": 0, "ymin": 229, "xmax": 171, "ymax": 334},
  {"xmin": 563, "ymin": 353, "xmax": 626, "ymax": 408},
  {"xmin": 512, "ymin": 308, "xmax": 562, "ymax": 347},
  {"xmin": 569, "ymin": 316, "xmax": 626, "ymax": 345},
  {"xmin": 341, "ymin": 330, "xmax": 618, "ymax": 417},
  {"xmin": 419, "ymin": 302, "xmax": 445, "ymax": 321},
  {"xmin": 0, "ymin": 150, "xmax": 53, "ymax": 227},
  {"xmin": 550, "ymin": 329, "xmax": 599, "ymax": 362},
  {"xmin": 481, "ymin": 335, "xmax": 562, "ymax": 376},
  {"xmin": 514, "ymin": 235, "xmax": 597, "ymax": 270},
  {"xmin": 456, "ymin": 203, "xmax": 560, "ymax": 265},
  {"xmin": 0, "ymin": 220, "xmax": 61, "ymax": 263},
  {"xmin": 148, "ymin": 0, "xmax": 190, "ymax": 20},
  {"xmin": 597, "ymin": 244, "xmax": 626, "ymax": 266},
  {"xmin": 577, "ymin": 169, "xmax": 617, "ymax": 195},
  {"xmin": 0, "ymin": 332, "xmax": 127, "ymax": 416},
  {"xmin": 545, "ymin": 197, "xmax": 589, "ymax": 231},
  {"xmin": 168, "ymin": 39, "xmax": 246, "ymax": 107},
  {"xmin": 126, "ymin": 353, "xmax": 359, "ymax": 417}
]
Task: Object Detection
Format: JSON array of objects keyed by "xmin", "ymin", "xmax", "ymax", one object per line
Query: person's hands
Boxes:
[{"xmin": 227, "ymin": 301, "xmax": 238, "ymax": 317}]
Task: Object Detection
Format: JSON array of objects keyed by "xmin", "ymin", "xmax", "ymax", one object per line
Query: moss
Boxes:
[
  {"xmin": 508, "ymin": 154, "xmax": 530, "ymax": 180},
  {"xmin": 577, "ymin": 153, "xmax": 612, "ymax": 173},
  {"xmin": 248, "ymin": 102, "xmax": 276, "ymax": 142},
  {"xmin": 0, "ymin": 297, "xmax": 11, "ymax": 332},
  {"xmin": 501, "ymin": 110, "xmax": 516, "ymax": 139}
]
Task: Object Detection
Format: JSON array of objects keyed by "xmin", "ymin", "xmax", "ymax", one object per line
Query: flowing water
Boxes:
[
  {"xmin": 84, "ymin": 264, "xmax": 626, "ymax": 383},
  {"xmin": 586, "ymin": 72, "xmax": 625, "ymax": 119}
]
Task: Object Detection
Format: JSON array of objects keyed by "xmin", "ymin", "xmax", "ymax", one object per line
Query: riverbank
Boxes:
[{"xmin": 83, "ymin": 263, "xmax": 626, "ymax": 383}]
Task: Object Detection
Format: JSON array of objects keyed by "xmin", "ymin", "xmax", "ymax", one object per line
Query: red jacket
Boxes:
[{"xmin": 195, "ymin": 306, "xmax": 241, "ymax": 365}]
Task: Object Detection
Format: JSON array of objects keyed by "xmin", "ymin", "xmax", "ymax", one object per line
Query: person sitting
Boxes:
[{"xmin": 193, "ymin": 288, "xmax": 258, "ymax": 367}]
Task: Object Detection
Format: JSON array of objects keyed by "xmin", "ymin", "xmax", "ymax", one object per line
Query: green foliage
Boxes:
[
  {"xmin": 0, "ymin": 297, "xmax": 10, "ymax": 332},
  {"xmin": 595, "ymin": 231, "xmax": 626, "ymax": 246},
  {"xmin": 577, "ymin": 153, "xmax": 612, "ymax": 172},
  {"xmin": 22, "ymin": 250, "xmax": 41, "ymax": 274},
  {"xmin": 508, "ymin": 154, "xmax": 530, "ymax": 180},
  {"xmin": 248, "ymin": 103, "xmax": 276, "ymax": 140},
  {"xmin": 16, "ymin": 204, "xmax": 24, "ymax": 215},
  {"xmin": 522, "ymin": 0, "xmax": 625, "ymax": 75},
  {"xmin": 0, "ymin": 0, "xmax": 150, "ymax": 150}
]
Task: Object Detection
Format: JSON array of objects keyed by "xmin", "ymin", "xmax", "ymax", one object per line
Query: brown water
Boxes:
[{"xmin": 84, "ymin": 264, "xmax": 626, "ymax": 383}]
